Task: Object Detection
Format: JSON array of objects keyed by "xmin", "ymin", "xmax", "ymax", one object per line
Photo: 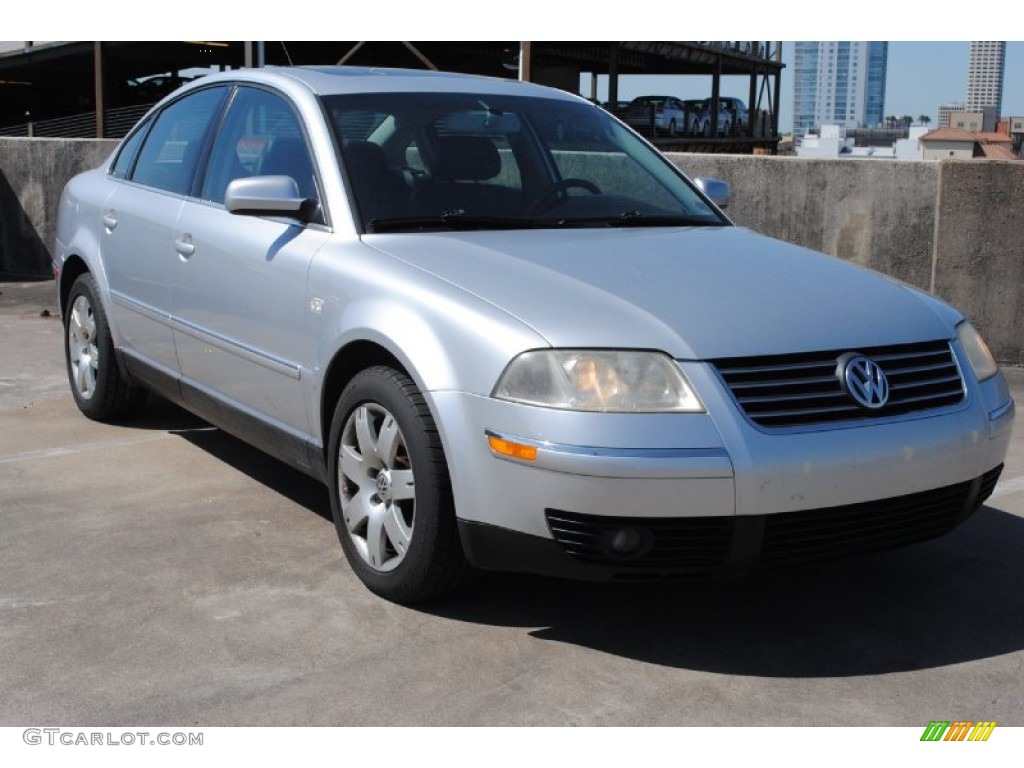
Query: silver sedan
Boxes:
[{"xmin": 55, "ymin": 66, "xmax": 1013, "ymax": 603}]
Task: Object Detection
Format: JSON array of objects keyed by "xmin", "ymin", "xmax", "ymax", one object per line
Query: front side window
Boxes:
[
  {"xmin": 323, "ymin": 92, "xmax": 726, "ymax": 232},
  {"xmin": 130, "ymin": 87, "xmax": 226, "ymax": 195},
  {"xmin": 200, "ymin": 86, "xmax": 319, "ymax": 209}
]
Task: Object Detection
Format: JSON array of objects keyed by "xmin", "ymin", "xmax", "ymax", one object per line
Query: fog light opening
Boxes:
[{"xmin": 604, "ymin": 526, "xmax": 653, "ymax": 560}]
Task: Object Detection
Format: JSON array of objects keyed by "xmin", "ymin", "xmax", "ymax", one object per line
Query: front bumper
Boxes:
[
  {"xmin": 430, "ymin": 356, "xmax": 1013, "ymax": 578},
  {"xmin": 458, "ymin": 464, "xmax": 1002, "ymax": 579}
]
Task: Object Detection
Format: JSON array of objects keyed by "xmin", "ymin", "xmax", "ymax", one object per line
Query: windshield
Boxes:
[{"xmin": 322, "ymin": 91, "xmax": 727, "ymax": 232}]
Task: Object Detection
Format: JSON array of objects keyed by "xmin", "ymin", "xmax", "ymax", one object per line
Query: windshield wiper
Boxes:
[
  {"xmin": 538, "ymin": 212, "xmax": 723, "ymax": 229},
  {"xmin": 608, "ymin": 211, "xmax": 724, "ymax": 227},
  {"xmin": 368, "ymin": 211, "xmax": 542, "ymax": 233}
]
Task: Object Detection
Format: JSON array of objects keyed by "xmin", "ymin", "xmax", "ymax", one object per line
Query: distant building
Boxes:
[
  {"xmin": 919, "ymin": 128, "xmax": 978, "ymax": 160},
  {"xmin": 966, "ymin": 41, "xmax": 1006, "ymax": 115},
  {"xmin": 796, "ymin": 124, "xmax": 928, "ymax": 159},
  {"xmin": 950, "ymin": 110, "xmax": 998, "ymax": 133},
  {"xmin": 1008, "ymin": 117, "xmax": 1024, "ymax": 158},
  {"xmin": 792, "ymin": 42, "xmax": 887, "ymax": 137},
  {"xmin": 918, "ymin": 127, "xmax": 1018, "ymax": 160},
  {"xmin": 937, "ymin": 103, "xmax": 966, "ymax": 128}
]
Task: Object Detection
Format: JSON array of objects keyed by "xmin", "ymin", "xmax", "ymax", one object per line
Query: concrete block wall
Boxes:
[
  {"xmin": 668, "ymin": 153, "xmax": 1024, "ymax": 364},
  {"xmin": 0, "ymin": 137, "xmax": 116, "ymax": 279},
  {"xmin": 1, "ymin": 138, "xmax": 1022, "ymax": 363},
  {"xmin": 931, "ymin": 161, "xmax": 1024, "ymax": 365}
]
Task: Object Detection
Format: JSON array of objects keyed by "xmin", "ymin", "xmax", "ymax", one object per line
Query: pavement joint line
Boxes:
[{"xmin": 0, "ymin": 433, "xmax": 175, "ymax": 465}]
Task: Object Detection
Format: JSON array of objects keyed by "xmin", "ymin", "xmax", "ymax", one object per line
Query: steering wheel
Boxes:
[{"xmin": 525, "ymin": 178, "xmax": 601, "ymax": 215}]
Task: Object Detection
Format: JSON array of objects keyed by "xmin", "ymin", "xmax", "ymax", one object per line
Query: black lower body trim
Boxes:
[
  {"xmin": 459, "ymin": 465, "xmax": 1003, "ymax": 581},
  {"xmin": 120, "ymin": 350, "xmax": 326, "ymax": 483}
]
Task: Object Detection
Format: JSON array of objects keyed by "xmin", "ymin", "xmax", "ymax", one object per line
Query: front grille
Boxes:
[
  {"xmin": 544, "ymin": 465, "xmax": 1001, "ymax": 575},
  {"xmin": 759, "ymin": 464, "xmax": 1002, "ymax": 567},
  {"xmin": 545, "ymin": 510, "xmax": 733, "ymax": 574},
  {"xmin": 712, "ymin": 340, "xmax": 965, "ymax": 429}
]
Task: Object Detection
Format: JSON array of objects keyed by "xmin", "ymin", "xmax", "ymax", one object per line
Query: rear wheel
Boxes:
[
  {"xmin": 63, "ymin": 273, "xmax": 147, "ymax": 420},
  {"xmin": 328, "ymin": 366, "xmax": 471, "ymax": 603}
]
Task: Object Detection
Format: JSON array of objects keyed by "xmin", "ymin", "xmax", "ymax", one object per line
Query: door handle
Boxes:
[
  {"xmin": 175, "ymin": 234, "xmax": 195, "ymax": 258},
  {"xmin": 102, "ymin": 211, "xmax": 118, "ymax": 230}
]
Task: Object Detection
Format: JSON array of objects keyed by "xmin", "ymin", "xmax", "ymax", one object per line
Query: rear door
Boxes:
[{"xmin": 102, "ymin": 86, "xmax": 228, "ymax": 376}]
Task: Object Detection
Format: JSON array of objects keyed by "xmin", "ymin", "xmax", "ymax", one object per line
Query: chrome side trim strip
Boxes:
[
  {"xmin": 989, "ymin": 399, "xmax": 1014, "ymax": 422},
  {"xmin": 484, "ymin": 430, "xmax": 733, "ymax": 479},
  {"xmin": 110, "ymin": 290, "xmax": 168, "ymax": 324},
  {"xmin": 170, "ymin": 316, "xmax": 302, "ymax": 380},
  {"xmin": 109, "ymin": 290, "xmax": 301, "ymax": 380}
]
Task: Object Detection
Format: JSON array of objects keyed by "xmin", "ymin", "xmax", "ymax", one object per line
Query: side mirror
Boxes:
[
  {"xmin": 693, "ymin": 177, "xmax": 731, "ymax": 209},
  {"xmin": 225, "ymin": 176, "xmax": 307, "ymax": 218}
]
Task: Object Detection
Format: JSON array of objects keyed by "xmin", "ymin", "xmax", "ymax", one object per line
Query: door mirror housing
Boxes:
[
  {"xmin": 693, "ymin": 177, "xmax": 731, "ymax": 209},
  {"xmin": 225, "ymin": 176, "xmax": 309, "ymax": 219}
]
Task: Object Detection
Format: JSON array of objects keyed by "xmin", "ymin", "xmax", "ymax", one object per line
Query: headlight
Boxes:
[
  {"xmin": 957, "ymin": 321, "xmax": 998, "ymax": 381},
  {"xmin": 493, "ymin": 350, "xmax": 704, "ymax": 413}
]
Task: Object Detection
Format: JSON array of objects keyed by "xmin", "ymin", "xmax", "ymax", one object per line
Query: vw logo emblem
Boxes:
[{"xmin": 839, "ymin": 354, "xmax": 889, "ymax": 409}]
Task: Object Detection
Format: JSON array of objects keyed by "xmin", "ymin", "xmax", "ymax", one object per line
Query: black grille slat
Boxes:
[
  {"xmin": 889, "ymin": 374, "xmax": 962, "ymax": 392},
  {"xmin": 713, "ymin": 340, "xmax": 965, "ymax": 429},
  {"xmin": 758, "ymin": 472, "xmax": 997, "ymax": 566}
]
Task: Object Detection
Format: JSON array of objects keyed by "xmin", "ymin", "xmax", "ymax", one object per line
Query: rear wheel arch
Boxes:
[{"xmin": 59, "ymin": 255, "xmax": 91, "ymax": 318}]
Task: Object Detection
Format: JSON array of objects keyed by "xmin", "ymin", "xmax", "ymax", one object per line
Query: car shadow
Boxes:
[
  {"xmin": 432, "ymin": 505, "xmax": 1024, "ymax": 678},
  {"xmin": 129, "ymin": 396, "xmax": 333, "ymax": 524},
  {"xmin": 128, "ymin": 396, "xmax": 1024, "ymax": 678},
  {"xmin": 0, "ymin": 169, "xmax": 53, "ymax": 280}
]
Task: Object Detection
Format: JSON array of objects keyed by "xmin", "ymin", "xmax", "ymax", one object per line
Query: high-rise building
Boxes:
[
  {"xmin": 966, "ymin": 41, "xmax": 1006, "ymax": 114},
  {"xmin": 792, "ymin": 42, "xmax": 888, "ymax": 136}
]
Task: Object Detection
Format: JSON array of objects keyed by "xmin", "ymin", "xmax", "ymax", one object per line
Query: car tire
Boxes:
[
  {"xmin": 327, "ymin": 366, "xmax": 471, "ymax": 604},
  {"xmin": 668, "ymin": 119, "xmax": 678, "ymax": 137},
  {"xmin": 702, "ymin": 120, "xmax": 711, "ymax": 138},
  {"xmin": 63, "ymin": 273, "xmax": 147, "ymax": 420}
]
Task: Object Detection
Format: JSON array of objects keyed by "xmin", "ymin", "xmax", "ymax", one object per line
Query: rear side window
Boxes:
[{"xmin": 130, "ymin": 87, "xmax": 226, "ymax": 195}]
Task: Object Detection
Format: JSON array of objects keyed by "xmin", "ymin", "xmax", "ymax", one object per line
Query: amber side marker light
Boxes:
[{"xmin": 487, "ymin": 433, "xmax": 538, "ymax": 462}]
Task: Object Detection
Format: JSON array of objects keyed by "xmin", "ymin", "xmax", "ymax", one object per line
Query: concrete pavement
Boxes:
[{"xmin": 2, "ymin": 280, "xmax": 1023, "ymax": 726}]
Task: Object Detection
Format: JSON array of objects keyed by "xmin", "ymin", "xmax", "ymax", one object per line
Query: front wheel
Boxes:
[
  {"xmin": 63, "ymin": 273, "xmax": 147, "ymax": 420},
  {"xmin": 327, "ymin": 366, "xmax": 471, "ymax": 603}
]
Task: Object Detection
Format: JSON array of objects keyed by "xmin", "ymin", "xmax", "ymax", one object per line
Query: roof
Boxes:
[
  {"xmin": 173, "ymin": 65, "xmax": 577, "ymax": 107},
  {"xmin": 975, "ymin": 132, "xmax": 1013, "ymax": 143},
  {"xmin": 979, "ymin": 144, "xmax": 1020, "ymax": 160},
  {"xmin": 919, "ymin": 127, "xmax": 977, "ymax": 143}
]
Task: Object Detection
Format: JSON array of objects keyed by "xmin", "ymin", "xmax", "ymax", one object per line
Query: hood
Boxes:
[{"xmin": 366, "ymin": 226, "xmax": 956, "ymax": 360}]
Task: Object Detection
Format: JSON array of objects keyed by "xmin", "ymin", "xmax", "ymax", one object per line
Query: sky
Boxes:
[{"xmin": 587, "ymin": 42, "xmax": 1024, "ymax": 134}]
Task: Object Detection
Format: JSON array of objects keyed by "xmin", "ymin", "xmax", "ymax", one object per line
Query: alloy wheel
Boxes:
[
  {"xmin": 68, "ymin": 294, "xmax": 99, "ymax": 400},
  {"xmin": 337, "ymin": 403, "xmax": 416, "ymax": 572}
]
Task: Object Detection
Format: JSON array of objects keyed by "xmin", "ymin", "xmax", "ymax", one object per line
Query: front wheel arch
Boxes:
[{"xmin": 319, "ymin": 340, "xmax": 407, "ymax": 466}]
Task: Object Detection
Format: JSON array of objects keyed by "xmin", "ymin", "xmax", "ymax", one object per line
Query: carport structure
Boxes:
[{"xmin": 0, "ymin": 41, "xmax": 783, "ymax": 152}]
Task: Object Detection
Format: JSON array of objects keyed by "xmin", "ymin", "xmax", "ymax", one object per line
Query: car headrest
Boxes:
[
  {"xmin": 433, "ymin": 135, "xmax": 501, "ymax": 182},
  {"xmin": 343, "ymin": 140, "xmax": 389, "ymax": 177}
]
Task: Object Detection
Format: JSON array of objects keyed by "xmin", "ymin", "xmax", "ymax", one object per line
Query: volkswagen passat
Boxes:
[{"xmin": 55, "ymin": 66, "xmax": 1014, "ymax": 603}]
